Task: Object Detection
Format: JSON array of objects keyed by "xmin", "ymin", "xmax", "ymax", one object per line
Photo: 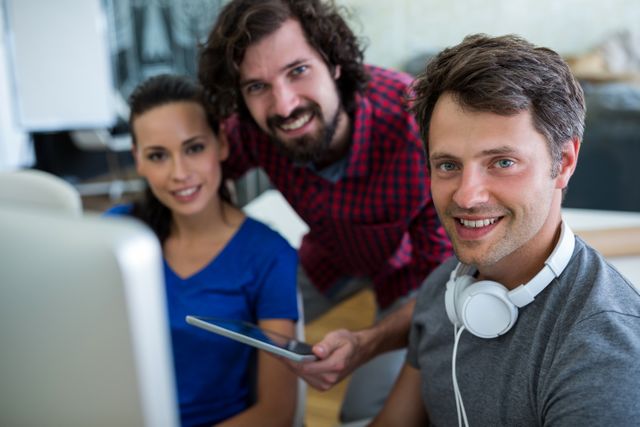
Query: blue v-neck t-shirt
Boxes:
[{"xmin": 106, "ymin": 205, "xmax": 298, "ymax": 426}]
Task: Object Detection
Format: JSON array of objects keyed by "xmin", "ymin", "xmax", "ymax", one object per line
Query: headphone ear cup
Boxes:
[
  {"xmin": 457, "ymin": 280, "xmax": 518, "ymax": 339},
  {"xmin": 445, "ymin": 274, "xmax": 475, "ymax": 328}
]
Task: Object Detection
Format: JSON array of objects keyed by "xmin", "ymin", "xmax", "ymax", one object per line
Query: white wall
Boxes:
[
  {"xmin": 340, "ymin": 0, "xmax": 640, "ymax": 71},
  {"xmin": 0, "ymin": 0, "xmax": 115, "ymax": 172},
  {"xmin": 6, "ymin": 0, "xmax": 115, "ymax": 131},
  {"xmin": 0, "ymin": 1, "xmax": 31, "ymax": 171}
]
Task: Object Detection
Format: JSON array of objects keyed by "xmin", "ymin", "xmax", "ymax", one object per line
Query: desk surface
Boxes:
[
  {"xmin": 563, "ymin": 208, "xmax": 640, "ymax": 259},
  {"xmin": 563, "ymin": 208, "xmax": 640, "ymax": 230}
]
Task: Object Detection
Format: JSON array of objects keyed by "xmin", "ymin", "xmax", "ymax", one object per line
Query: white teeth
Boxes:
[
  {"xmin": 459, "ymin": 218, "xmax": 497, "ymax": 228},
  {"xmin": 175, "ymin": 187, "xmax": 197, "ymax": 197},
  {"xmin": 280, "ymin": 113, "xmax": 312, "ymax": 131}
]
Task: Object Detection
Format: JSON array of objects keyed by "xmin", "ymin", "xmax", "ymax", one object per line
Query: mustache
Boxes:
[
  {"xmin": 446, "ymin": 205, "xmax": 508, "ymax": 218},
  {"xmin": 267, "ymin": 104, "xmax": 320, "ymax": 130}
]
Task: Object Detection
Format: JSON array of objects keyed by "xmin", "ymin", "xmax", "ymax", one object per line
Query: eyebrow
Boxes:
[
  {"xmin": 141, "ymin": 145, "xmax": 165, "ymax": 153},
  {"xmin": 430, "ymin": 146, "xmax": 517, "ymax": 162},
  {"xmin": 141, "ymin": 137, "xmax": 203, "ymax": 152},
  {"xmin": 239, "ymin": 58, "xmax": 309, "ymax": 88}
]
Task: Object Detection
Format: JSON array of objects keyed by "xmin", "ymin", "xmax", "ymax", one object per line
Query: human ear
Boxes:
[{"xmin": 555, "ymin": 138, "xmax": 580, "ymax": 190}]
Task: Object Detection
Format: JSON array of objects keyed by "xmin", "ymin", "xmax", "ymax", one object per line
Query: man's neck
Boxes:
[
  {"xmin": 477, "ymin": 213, "xmax": 564, "ymax": 290},
  {"xmin": 314, "ymin": 109, "xmax": 352, "ymax": 170}
]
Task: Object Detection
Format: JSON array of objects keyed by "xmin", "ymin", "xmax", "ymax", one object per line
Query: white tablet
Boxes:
[{"xmin": 185, "ymin": 316, "xmax": 317, "ymax": 362}]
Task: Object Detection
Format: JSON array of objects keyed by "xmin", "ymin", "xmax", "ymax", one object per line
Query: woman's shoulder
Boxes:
[
  {"xmin": 238, "ymin": 217, "xmax": 296, "ymax": 253},
  {"xmin": 104, "ymin": 203, "xmax": 134, "ymax": 217}
]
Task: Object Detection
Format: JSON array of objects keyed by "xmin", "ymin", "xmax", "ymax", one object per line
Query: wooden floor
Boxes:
[{"xmin": 303, "ymin": 289, "xmax": 376, "ymax": 427}]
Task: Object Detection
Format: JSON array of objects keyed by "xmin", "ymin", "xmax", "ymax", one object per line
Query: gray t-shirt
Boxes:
[{"xmin": 408, "ymin": 236, "xmax": 640, "ymax": 426}]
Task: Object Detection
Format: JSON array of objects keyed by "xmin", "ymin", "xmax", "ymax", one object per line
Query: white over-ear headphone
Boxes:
[{"xmin": 444, "ymin": 221, "xmax": 575, "ymax": 339}]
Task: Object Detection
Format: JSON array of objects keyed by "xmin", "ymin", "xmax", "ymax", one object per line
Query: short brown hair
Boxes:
[
  {"xmin": 198, "ymin": 0, "xmax": 368, "ymax": 119},
  {"xmin": 411, "ymin": 34, "xmax": 585, "ymax": 176}
]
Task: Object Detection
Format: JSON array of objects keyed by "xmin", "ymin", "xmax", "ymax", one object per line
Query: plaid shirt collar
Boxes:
[{"xmin": 344, "ymin": 91, "xmax": 373, "ymax": 178}]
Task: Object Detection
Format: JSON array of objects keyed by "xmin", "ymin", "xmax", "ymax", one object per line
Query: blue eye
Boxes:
[
  {"xmin": 437, "ymin": 162, "xmax": 457, "ymax": 172},
  {"xmin": 290, "ymin": 65, "xmax": 308, "ymax": 77},
  {"xmin": 495, "ymin": 159, "xmax": 515, "ymax": 168}
]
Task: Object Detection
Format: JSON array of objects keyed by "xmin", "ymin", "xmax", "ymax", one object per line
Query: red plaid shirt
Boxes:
[{"xmin": 223, "ymin": 65, "xmax": 452, "ymax": 309}]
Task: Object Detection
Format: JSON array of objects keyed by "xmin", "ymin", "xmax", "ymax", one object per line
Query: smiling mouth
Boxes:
[
  {"xmin": 458, "ymin": 217, "xmax": 500, "ymax": 228},
  {"xmin": 278, "ymin": 111, "xmax": 313, "ymax": 132},
  {"xmin": 173, "ymin": 186, "xmax": 199, "ymax": 197}
]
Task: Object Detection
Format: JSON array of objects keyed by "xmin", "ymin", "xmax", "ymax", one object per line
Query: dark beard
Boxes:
[{"xmin": 267, "ymin": 103, "xmax": 342, "ymax": 164}]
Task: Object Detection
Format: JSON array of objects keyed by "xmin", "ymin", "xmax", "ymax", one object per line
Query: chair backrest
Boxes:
[
  {"xmin": 293, "ymin": 289, "xmax": 307, "ymax": 427},
  {"xmin": 0, "ymin": 169, "xmax": 82, "ymax": 216},
  {"xmin": 242, "ymin": 190, "xmax": 309, "ymax": 426}
]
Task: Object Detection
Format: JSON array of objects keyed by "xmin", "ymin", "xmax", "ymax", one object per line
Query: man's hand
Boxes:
[
  {"xmin": 282, "ymin": 299, "xmax": 415, "ymax": 391},
  {"xmin": 286, "ymin": 329, "xmax": 365, "ymax": 390}
]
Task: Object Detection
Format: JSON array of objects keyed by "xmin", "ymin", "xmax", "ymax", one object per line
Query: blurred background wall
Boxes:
[
  {"xmin": 340, "ymin": 0, "xmax": 640, "ymax": 71},
  {"xmin": 1, "ymin": 0, "xmax": 639, "ymax": 210}
]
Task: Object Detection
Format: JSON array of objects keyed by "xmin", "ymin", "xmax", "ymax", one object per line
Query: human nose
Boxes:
[
  {"xmin": 170, "ymin": 156, "xmax": 190, "ymax": 181},
  {"xmin": 452, "ymin": 167, "xmax": 488, "ymax": 209},
  {"xmin": 271, "ymin": 81, "xmax": 299, "ymax": 118}
]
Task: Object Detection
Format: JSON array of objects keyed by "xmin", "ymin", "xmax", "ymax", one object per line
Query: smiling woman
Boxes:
[
  {"xmin": 131, "ymin": 101, "xmax": 228, "ymax": 222},
  {"xmin": 103, "ymin": 74, "xmax": 300, "ymax": 427}
]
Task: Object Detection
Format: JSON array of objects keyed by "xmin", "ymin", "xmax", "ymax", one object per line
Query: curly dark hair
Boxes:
[
  {"xmin": 128, "ymin": 74, "xmax": 231, "ymax": 243},
  {"xmin": 198, "ymin": 0, "xmax": 369, "ymax": 120},
  {"xmin": 411, "ymin": 34, "xmax": 585, "ymax": 177}
]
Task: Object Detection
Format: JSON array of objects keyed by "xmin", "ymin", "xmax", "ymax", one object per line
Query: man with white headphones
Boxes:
[{"xmin": 369, "ymin": 34, "xmax": 640, "ymax": 426}]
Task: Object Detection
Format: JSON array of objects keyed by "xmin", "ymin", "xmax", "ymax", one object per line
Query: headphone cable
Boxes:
[{"xmin": 452, "ymin": 325, "xmax": 469, "ymax": 427}]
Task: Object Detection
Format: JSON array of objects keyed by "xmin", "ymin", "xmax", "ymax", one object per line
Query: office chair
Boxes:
[
  {"xmin": 293, "ymin": 288, "xmax": 308, "ymax": 427},
  {"xmin": 242, "ymin": 190, "xmax": 310, "ymax": 426},
  {"xmin": 0, "ymin": 169, "xmax": 82, "ymax": 216}
]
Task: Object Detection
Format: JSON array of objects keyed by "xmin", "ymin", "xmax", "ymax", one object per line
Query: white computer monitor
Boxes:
[{"xmin": 0, "ymin": 206, "xmax": 178, "ymax": 427}]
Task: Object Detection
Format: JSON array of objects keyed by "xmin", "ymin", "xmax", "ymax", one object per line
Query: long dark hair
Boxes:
[
  {"xmin": 198, "ymin": 0, "xmax": 369, "ymax": 120},
  {"xmin": 128, "ymin": 74, "xmax": 232, "ymax": 243}
]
